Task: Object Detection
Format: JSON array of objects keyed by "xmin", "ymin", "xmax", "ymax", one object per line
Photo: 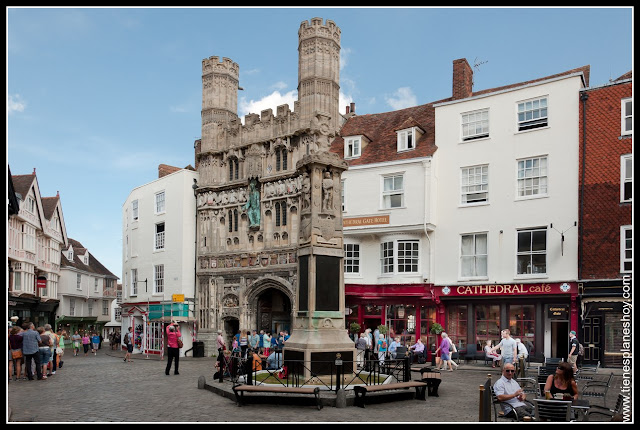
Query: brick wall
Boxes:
[
  {"xmin": 579, "ymin": 80, "xmax": 632, "ymax": 279},
  {"xmin": 452, "ymin": 58, "xmax": 473, "ymax": 100}
]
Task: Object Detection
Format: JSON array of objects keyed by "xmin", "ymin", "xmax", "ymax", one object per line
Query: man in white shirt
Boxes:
[
  {"xmin": 493, "ymin": 363, "xmax": 534, "ymax": 420},
  {"xmin": 492, "ymin": 329, "xmax": 518, "ymax": 366}
]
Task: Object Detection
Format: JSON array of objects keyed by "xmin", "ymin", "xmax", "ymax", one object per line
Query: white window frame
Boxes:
[
  {"xmin": 461, "ymin": 109, "xmax": 489, "ymax": 141},
  {"xmin": 344, "ymin": 136, "xmax": 362, "ymax": 159},
  {"xmin": 397, "ymin": 128, "xmax": 415, "ymax": 152},
  {"xmin": 461, "ymin": 165, "xmax": 489, "ymax": 205},
  {"xmin": 88, "ymin": 300, "xmax": 93, "ymax": 316},
  {"xmin": 94, "ymin": 277, "xmax": 99, "ymax": 292},
  {"xmin": 154, "ymin": 264, "xmax": 164, "ymax": 294},
  {"xmin": 344, "ymin": 243, "xmax": 360, "ymax": 276},
  {"xmin": 25, "ymin": 196, "xmax": 35, "ymax": 214},
  {"xmin": 131, "ymin": 268, "xmax": 138, "ymax": 296},
  {"xmin": 381, "ymin": 173, "xmax": 405, "ymax": 209},
  {"xmin": 516, "ymin": 228, "xmax": 547, "ymax": 277},
  {"xmin": 517, "ymin": 96, "xmax": 548, "ymax": 131},
  {"xmin": 69, "ymin": 298, "xmax": 75, "ymax": 317},
  {"xmin": 102, "ymin": 300, "xmax": 109, "ymax": 316},
  {"xmin": 517, "ymin": 156, "xmax": 548, "ymax": 199},
  {"xmin": 621, "ymin": 225, "xmax": 632, "ymax": 273},
  {"xmin": 155, "ymin": 222, "xmax": 165, "ymax": 251},
  {"xmin": 380, "ymin": 239, "xmax": 420, "ymax": 275},
  {"xmin": 76, "ymin": 273, "xmax": 82, "ymax": 291},
  {"xmin": 132, "ymin": 200, "xmax": 139, "ymax": 221},
  {"xmin": 621, "ymin": 154, "xmax": 632, "ymax": 202},
  {"xmin": 621, "ymin": 98, "xmax": 632, "ymax": 136},
  {"xmin": 155, "ymin": 191, "xmax": 165, "ymax": 214},
  {"xmin": 460, "ymin": 232, "xmax": 488, "ymax": 280},
  {"xmin": 341, "ymin": 179, "xmax": 346, "ymax": 212}
]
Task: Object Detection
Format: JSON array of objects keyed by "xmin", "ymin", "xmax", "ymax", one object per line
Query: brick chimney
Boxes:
[{"xmin": 452, "ymin": 58, "xmax": 473, "ymax": 100}]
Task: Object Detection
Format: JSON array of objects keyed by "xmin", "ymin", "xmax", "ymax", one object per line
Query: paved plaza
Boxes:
[{"xmin": 7, "ymin": 349, "xmax": 629, "ymax": 422}]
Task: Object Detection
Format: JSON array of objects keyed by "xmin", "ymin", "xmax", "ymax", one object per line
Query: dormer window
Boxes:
[
  {"xmin": 68, "ymin": 250, "xmax": 74, "ymax": 260},
  {"xmin": 396, "ymin": 126, "xmax": 423, "ymax": 152},
  {"xmin": 83, "ymin": 255, "xmax": 89, "ymax": 265},
  {"xmin": 344, "ymin": 136, "xmax": 361, "ymax": 159},
  {"xmin": 397, "ymin": 129, "xmax": 414, "ymax": 151}
]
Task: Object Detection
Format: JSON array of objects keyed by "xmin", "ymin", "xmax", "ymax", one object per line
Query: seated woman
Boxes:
[
  {"xmin": 544, "ymin": 362, "xmax": 579, "ymax": 400},
  {"xmin": 484, "ymin": 340, "xmax": 502, "ymax": 368}
]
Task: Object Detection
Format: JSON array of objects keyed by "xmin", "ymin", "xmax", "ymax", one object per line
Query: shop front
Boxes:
[
  {"xmin": 9, "ymin": 296, "xmax": 59, "ymax": 331},
  {"xmin": 434, "ymin": 282, "xmax": 579, "ymax": 362},
  {"xmin": 345, "ymin": 284, "xmax": 440, "ymax": 353}
]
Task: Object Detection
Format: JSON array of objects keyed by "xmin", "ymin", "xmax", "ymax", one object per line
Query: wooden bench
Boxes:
[
  {"xmin": 232, "ymin": 384, "xmax": 322, "ymax": 410},
  {"xmin": 353, "ymin": 380, "xmax": 428, "ymax": 408},
  {"xmin": 410, "ymin": 367, "xmax": 442, "ymax": 397}
]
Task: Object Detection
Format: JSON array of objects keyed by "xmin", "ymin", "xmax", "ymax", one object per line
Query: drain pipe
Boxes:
[{"xmin": 578, "ymin": 91, "xmax": 588, "ymax": 280}]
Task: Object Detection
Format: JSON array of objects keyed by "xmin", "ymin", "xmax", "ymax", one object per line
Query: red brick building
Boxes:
[{"xmin": 578, "ymin": 71, "xmax": 632, "ymax": 367}]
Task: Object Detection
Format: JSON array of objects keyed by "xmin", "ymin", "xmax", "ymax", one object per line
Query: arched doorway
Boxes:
[
  {"xmin": 223, "ymin": 318, "xmax": 239, "ymax": 348},
  {"xmin": 257, "ymin": 288, "xmax": 292, "ymax": 335}
]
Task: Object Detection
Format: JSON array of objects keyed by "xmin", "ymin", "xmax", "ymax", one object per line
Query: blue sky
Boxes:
[{"xmin": 7, "ymin": 7, "xmax": 633, "ymax": 279}]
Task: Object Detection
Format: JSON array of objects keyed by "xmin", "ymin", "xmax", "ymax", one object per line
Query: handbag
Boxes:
[
  {"xmin": 177, "ymin": 338, "xmax": 183, "ymax": 348},
  {"xmin": 12, "ymin": 349, "xmax": 23, "ymax": 360}
]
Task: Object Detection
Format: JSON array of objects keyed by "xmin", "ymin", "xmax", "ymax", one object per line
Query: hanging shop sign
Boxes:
[
  {"xmin": 172, "ymin": 294, "xmax": 185, "ymax": 302},
  {"xmin": 36, "ymin": 277, "xmax": 48, "ymax": 289},
  {"xmin": 548, "ymin": 305, "xmax": 570, "ymax": 319}
]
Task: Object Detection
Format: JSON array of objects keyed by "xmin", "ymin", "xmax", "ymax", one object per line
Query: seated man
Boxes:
[
  {"xmin": 388, "ymin": 337, "xmax": 401, "ymax": 359},
  {"xmin": 409, "ymin": 338, "xmax": 426, "ymax": 363},
  {"xmin": 266, "ymin": 351, "xmax": 283, "ymax": 370},
  {"xmin": 493, "ymin": 363, "xmax": 534, "ymax": 420}
]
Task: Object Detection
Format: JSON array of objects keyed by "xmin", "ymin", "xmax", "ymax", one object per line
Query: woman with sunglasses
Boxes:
[{"xmin": 544, "ymin": 361, "xmax": 579, "ymax": 400}]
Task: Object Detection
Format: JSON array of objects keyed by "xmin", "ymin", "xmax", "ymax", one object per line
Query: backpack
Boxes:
[
  {"xmin": 123, "ymin": 333, "xmax": 130, "ymax": 344},
  {"xmin": 578, "ymin": 342, "xmax": 584, "ymax": 356},
  {"xmin": 382, "ymin": 341, "xmax": 387, "ymax": 349}
]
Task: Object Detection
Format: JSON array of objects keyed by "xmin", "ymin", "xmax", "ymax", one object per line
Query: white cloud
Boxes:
[
  {"xmin": 270, "ymin": 81, "xmax": 288, "ymax": 91},
  {"xmin": 238, "ymin": 89, "xmax": 298, "ymax": 119},
  {"xmin": 340, "ymin": 47, "xmax": 352, "ymax": 71},
  {"xmin": 385, "ymin": 87, "xmax": 417, "ymax": 110},
  {"xmin": 8, "ymin": 95, "xmax": 26, "ymax": 114}
]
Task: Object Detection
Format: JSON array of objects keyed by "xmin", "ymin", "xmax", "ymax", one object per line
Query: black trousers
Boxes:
[
  {"xmin": 165, "ymin": 347, "xmax": 179, "ymax": 374},
  {"xmin": 25, "ymin": 352, "xmax": 42, "ymax": 380}
]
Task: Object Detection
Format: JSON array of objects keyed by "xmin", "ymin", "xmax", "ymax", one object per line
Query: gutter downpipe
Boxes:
[{"xmin": 579, "ymin": 91, "xmax": 588, "ymax": 281}]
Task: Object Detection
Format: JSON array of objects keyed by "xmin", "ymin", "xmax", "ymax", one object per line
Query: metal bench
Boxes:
[
  {"xmin": 582, "ymin": 372, "xmax": 614, "ymax": 407},
  {"xmin": 576, "ymin": 361, "xmax": 599, "ymax": 381},
  {"xmin": 353, "ymin": 380, "xmax": 429, "ymax": 408},
  {"xmin": 232, "ymin": 384, "xmax": 323, "ymax": 410}
]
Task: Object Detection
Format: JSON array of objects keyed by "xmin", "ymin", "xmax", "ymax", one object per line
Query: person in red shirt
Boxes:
[{"xmin": 165, "ymin": 322, "xmax": 182, "ymax": 375}]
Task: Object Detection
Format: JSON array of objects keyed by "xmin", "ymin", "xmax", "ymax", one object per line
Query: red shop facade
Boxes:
[{"xmin": 345, "ymin": 281, "xmax": 579, "ymax": 363}]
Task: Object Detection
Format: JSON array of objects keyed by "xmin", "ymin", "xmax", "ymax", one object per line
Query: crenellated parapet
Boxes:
[{"xmin": 298, "ymin": 17, "xmax": 341, "ymax": 46}]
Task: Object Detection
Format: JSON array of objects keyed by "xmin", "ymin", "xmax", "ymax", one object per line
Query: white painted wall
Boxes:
[
  {"xmin": 433, "ymin": 74, "xmax": 584, "ymax": 285},
  {"xmin": 342, "ymin": 157, "xmax": 435, "ymax": 284}
]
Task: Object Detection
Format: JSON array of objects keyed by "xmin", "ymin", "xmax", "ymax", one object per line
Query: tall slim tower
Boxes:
[
  {"xmin": 297, "ymin": 18, "xmax": 341, "ymax": 135},
  {"xmin": 201, "ymin": 56, "xmax": 239, "ymax": 153}
]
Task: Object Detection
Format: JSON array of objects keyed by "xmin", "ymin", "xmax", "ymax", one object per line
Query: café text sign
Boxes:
[
  {"xmin": 343, "ymin": 215, "xmax": 390, "ymax": 227},
  {"xmin": 440, "ymin": 282, "xmax": 574, "ymax": 297}
]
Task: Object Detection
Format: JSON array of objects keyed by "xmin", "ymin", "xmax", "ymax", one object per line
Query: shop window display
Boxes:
[
  {"xmin": 447, "ymin": 305, "xmax": 468, "ymax": 352},
  {"xmin": 386, "ymin": 304, "xmax": 416, "ymax": 345},
  {"xmin": 475, "ymin": 305, "xmax": 500, "ymax": 351},
  {"xmin": 508, "ymin": 304, "xmax": 535, "ymax": 355}
]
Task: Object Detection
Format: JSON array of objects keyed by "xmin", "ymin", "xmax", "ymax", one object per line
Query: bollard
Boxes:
[
  {"xmin": 246, "ymin": 354, "xmax": 253, "ymax": 385},
  {"xmin": 336, "ymin": 388, "xmax": 347, "ymax": 408},
  {"xmin": 479, "ymin": 385, "xmax": 485, "ymax": 421},
  {"xmin": 198, "ymin": 375, "xmax": 206, "ymax": 389}
]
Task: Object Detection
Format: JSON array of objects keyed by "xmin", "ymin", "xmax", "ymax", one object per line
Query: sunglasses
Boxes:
[{"xmin": 504, "ymin": 369, "xmax": 516, "ymax": 373}]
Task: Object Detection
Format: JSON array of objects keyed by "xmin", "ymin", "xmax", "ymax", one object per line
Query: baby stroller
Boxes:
[{"xmin": 214, "ymin": 350, "xmax": 233, "ymax": 380}]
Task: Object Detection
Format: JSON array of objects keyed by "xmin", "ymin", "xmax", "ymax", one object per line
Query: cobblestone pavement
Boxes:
[{"xmin": 7, "ymin": 350, "xmax": 629, "ymax": 422}]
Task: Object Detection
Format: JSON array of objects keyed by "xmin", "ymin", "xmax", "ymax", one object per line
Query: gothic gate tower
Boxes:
[
  {"xmin": 194, "ymin": 18, "xmax": 348, "ymax": 359},
  {"xmin": 297, "ymin": 18, "xmax": 342, "ymax": 135}
]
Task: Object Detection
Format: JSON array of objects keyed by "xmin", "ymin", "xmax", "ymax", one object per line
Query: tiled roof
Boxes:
[
  {"xmin": 41, "ymin": 196, "xmax": 59, "ymax": 220},
  {"xmin": 11, "ymin": 174, "xmax": 35, "ymax": 199},
  {"xmin": 61, "ymin": 238, "xmax": 118, "ymax": 279},
  {"xmin": 331, "ymin": 64, "xmax": 591, "ymax": 166},
  {"xmin": 615, "ymin": 71, "xmax": 632, "ymax": 81}
]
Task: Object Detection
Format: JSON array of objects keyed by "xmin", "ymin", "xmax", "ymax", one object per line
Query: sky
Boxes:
[{"xmin": 7, "ymin": 6, "xmax": 633, "ymax": 280}]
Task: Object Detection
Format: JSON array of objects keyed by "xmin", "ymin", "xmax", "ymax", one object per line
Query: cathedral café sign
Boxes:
[{"xmin": 439, "ymin": 282, "xmax": 576, "ymax": 297}]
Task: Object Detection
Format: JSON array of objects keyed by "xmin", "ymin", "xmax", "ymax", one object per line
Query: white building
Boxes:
[
  {"xmin": 120, "ymin": 164, "xmax": 199, "ymax": 357},
  {"xmin": 432, "ymin": 59, "xmax": 589, "ymax": 360},
  {"xmin": 332, "ymin": 103, "xmax": 441, "ymax": 348},
  {"xmin": 57, "ymin": 238, "xmax": 118, "ymax": 338}
]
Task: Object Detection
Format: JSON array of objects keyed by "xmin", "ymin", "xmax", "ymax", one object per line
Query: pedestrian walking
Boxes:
[
  {"xmin": 491, "ymin": 329, "xmax": 517, "ymax": 367},
  {"xmin": 262, "ymin": 331, "xmax": 271, "ymax": 357},
  {"xmin": 568, "ymin": 330, "xmax": 579, "ymax": 373},
  {"xmin": 240, "ymin": 331, "xmax": 249, "ymax": 358},
  {"xmin": 356, "ymin": 333, "xmax": 367, "ymax": 368},
  {"xmin": 91, "ymin": 332, "xmax": 100, "ymax": 355},
  {"xmin": 377, "ymin": 334, "xmax": 387, "ymax": 365},
  {"xmin": 165, "ymin": 322, "xmax": 181, "ymax": 375},
  {"xmin": 43, "ymin": 324, "xmax": 56, "ymax": 376},
  {"xmin": 82, "ymin": 332, "xmax": 91, "ymax": 356},
  {"xmin": 22, "ymin": 323, "xmax": 43, "ymax": 381},
  {"xmin": 71, "ymin": 331, "xmax": 81, "ymax": 356},
  {"xmin": 249, "ymin": 330, "xmax": 259, "ymax": 351},
  {"xmin": 124, "ymin": 327, "xmax": 133, "ymax": 363},
  {"xmin": 435, "ymin": 332, "xmax": 455, "ymax": 371},
  {"xmin": 56, "ymin": 329, "xmax": 67, "ymax": 370}
]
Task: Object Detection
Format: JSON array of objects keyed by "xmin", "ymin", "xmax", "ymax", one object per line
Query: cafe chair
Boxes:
[
  {"xmin": 533, "ymin": 399, "xmax": 573, "ymax": 422},
  {"xmin": 582, "ymin": 372, "xmax": 614, "ymax": 407},
  {"xmin": 544, "ymin": 357, "xmax": 564, "ymax": 365},
  {"xmin": 584, "ymin": 394, "xmax": 625, "ymax": 421},
  {"xmin": 395, "ymin": 346, "xmax": 407, "ymax": 360},
  {"xmin": 490, "ymin": 386, "xmax": 533, "ymax": 422}
]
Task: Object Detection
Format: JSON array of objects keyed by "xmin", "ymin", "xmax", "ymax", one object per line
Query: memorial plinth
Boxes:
[{"xmin": 284, "ymin": 151, "xmax": 355, "ymax": 378}]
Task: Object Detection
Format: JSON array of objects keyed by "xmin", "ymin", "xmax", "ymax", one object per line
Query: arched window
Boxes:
[
  {"xmin": 234, "ymin": 209, "xmax": 238, "ymax": 232},
  {"xmin": 229, "ymin": 157, "xmax": 239, "ymax": 181},
  {"xmin": 275, "ymin": 201, "xmax": 287, "ymax": 227},
  {"xmin": 275, "ymin": 202, "xmax": 281, "ymax": 227},
  {"xmin": 228, "ymin": 210, "xmax": 233, "ymax": 232},
  {"xmin": 281, "ymin": 202, "xmax": 287, "ymax": 226},
  {"xmin": 276, "ymin": 148, "xmax": 287, "ymax": 172}
]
